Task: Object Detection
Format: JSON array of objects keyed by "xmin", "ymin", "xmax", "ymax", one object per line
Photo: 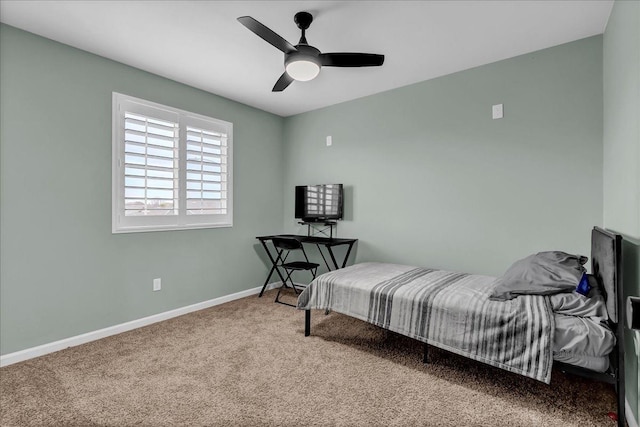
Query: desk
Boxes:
[{"xmin": 256, "ymin": 234, "xmax": 358, "ymax": 298}]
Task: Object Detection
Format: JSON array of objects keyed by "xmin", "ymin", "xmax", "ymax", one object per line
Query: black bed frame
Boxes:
[
  {"xmin": 304, "ymin": 226, "xmax": 626, "ymax": 426},
  {"xmin": 554, "ymin": 227, "xmax": 625, "ymax": 427}
]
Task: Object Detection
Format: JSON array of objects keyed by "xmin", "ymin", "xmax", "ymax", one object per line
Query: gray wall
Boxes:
[
  {"xmin": 0, "ymin": 24, "xmax": 284, "ymax": 355},
  {"xmin": 283, "ymin": 36, "xmax": 603, "ymax": 277},
  {"xmin": 603, "ymin": 0, "xmax": 640, "ymax": 421}
]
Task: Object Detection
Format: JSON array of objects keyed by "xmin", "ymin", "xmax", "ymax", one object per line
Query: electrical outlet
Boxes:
[
  {"xmin": 153, "ymin": 278, "xmax": 161, "ymax": 291},
  {"xmin": 492, "ymin": 104, "xmax": 504, "ymax": 119}
]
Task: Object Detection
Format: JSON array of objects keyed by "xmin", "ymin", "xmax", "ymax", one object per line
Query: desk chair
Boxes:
[{"xmin": 272, "ymin": 237, "xmax": 319, "ymax": 307}]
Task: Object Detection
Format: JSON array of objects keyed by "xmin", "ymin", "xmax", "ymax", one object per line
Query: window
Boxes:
[{"xmin": 112, "ymin": 93, "xmax": 232, "ymax": 233}]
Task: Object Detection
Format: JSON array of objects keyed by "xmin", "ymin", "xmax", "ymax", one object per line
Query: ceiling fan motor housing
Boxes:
[{"xmin": 286, "ymin": 45, "xmax": 320, "ymax": 66}]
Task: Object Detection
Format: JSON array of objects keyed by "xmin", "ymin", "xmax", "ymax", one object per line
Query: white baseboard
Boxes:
[
  {"xmin": 0, "ymin": 282, "xmax": 281, "ymax": 367},
  {"xmin": 627, "ymin": 399, "xmax": 639, "ymax": 427}
]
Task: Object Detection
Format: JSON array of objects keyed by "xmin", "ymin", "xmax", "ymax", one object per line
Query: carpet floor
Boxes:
[{"xmin": 0, "ymin": 288, "xmax": 618, "ymax": 426}]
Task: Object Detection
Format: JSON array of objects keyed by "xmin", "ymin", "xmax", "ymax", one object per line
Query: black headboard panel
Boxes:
[{"xmin": 591, "ymin": 227, "xmax": 622, "ymax": 323}]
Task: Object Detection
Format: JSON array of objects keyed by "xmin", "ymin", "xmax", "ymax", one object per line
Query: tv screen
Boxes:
[{"xmin": 295, "ymin": 184, "xmax": 343, "ymax": 221}]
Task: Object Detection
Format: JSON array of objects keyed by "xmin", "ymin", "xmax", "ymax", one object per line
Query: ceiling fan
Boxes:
[{"xmin": 237, "ymin": 11, "xmax": 385, "ymax": 92}]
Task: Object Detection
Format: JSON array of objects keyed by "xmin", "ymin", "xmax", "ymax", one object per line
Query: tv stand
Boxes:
[{"xmin": 298, "ymin": 220, "xmax": 337, "ymax": 238}]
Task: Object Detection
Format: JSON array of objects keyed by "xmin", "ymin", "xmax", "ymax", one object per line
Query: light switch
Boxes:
[
  {"xmin": 492, "ymin": 104, "xmax": 504, "ymax": 120},
  {"xmin": 326, "ymin": 136, "xmax": 332, "ymax": 146}
]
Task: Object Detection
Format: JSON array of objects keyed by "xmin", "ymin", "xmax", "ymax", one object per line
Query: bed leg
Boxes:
[
  {"xmin": 616, "ymin": 365, "xmax": 625, "ymax": 427},
  {"xmin": 423, "ymin": 343, "xmax": 429, "ymax": 364},
  {"xmin": 305, "ymin": 310, "xmax": 311, "ymax": 337}
]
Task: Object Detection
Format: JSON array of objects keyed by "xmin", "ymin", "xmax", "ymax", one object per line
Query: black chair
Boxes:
[{"xmin": 271, "ymin": 237, "xmax": 319, "ymax": 307}]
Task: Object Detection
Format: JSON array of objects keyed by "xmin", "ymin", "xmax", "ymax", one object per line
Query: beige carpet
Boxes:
[{"xmin": 0, "ymin": 288, "xmax": 618, "ymax": 427}]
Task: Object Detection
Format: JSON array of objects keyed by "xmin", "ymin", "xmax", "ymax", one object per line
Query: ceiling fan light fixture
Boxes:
[{"xmin": 285, "ymin": 58, "xmax": 320, "ymax": 81}]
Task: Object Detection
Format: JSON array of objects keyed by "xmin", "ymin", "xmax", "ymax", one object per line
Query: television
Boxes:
[{"xmin": 295, "ymin": 184, "xmax": 343, "ymax": 222}]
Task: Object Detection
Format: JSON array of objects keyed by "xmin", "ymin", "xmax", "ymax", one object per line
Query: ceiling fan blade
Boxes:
[
  {"xmin": 320, "ymin": 53, "xmax": 385, "ymax": 67},
  {"xmin": 237, "ymin": 16, "xmax": 297, "ymax": 54},
  {"xmin": 272, "ymin": 72, "xmax": 294, "ymax": 92}
]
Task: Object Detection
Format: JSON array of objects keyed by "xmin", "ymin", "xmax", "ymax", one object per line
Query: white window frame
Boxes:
[{"xmin": 112, "ymin": 93, "xmax": 233, "ymax": 233}]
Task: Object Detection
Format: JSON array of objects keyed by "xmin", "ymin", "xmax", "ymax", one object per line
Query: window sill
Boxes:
[{"xmin": 112, "ymin": 222, "xmax": 233, "ymax": 234}]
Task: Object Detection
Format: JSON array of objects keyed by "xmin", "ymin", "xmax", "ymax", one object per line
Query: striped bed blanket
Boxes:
[{"xmin": 297, "ymin": 262, "xmax": 555, "ymax": 383}]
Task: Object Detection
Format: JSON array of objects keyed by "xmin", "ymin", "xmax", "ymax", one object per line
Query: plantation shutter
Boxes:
[
  {"xmin": 185, "ymin": 126, "xmax": 228, "ymax": 215},
  {"xmin": 123, "ymin": 113, "xmax": 179, "ymax": 217}
]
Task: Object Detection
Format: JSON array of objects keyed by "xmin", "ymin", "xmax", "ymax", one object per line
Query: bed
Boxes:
[{"xmin": 297, "ymin": 227, "xmax": 625, "ymax": 426}]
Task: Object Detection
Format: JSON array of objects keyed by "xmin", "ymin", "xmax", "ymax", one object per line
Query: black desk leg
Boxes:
[
  {"xmin": 326, "ymin": 246, "xmax": 340, "ymax": 270},
  {"xmin": 315, "ymin": 244, "xmax": 332, "ymax": 271},
  {"xmin": 258, "ymin": 240, "xmax": 287, "ymax": 297},
  {"xmin": 305, "ymin": 310, "xmax": 311, "ymax": 336},
  {"xmin": 341, "ymin": 241, "xmax": 355, "ymax": 268},
  {"xmin": 323, "ymin": 241, "xmax": 356, "ymax": 271},
  {"xmin": 259, "ymin": 264, "xmax": 277, "ymax": 297}
]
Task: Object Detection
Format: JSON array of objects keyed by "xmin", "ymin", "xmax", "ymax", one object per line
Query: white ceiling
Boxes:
[{"xmin": 0, "ymin": 1, "xmax": 613, "ymax": 117}]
